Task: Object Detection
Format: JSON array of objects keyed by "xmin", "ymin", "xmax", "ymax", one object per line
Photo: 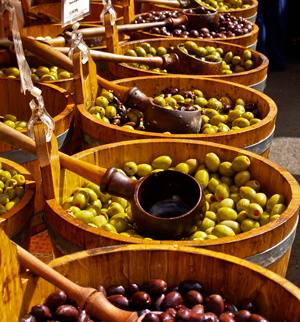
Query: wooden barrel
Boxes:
[
  {"xmin": 0, "ymin": 78, "xmax": 75, "ymax": 234},
  {"xmin": 12, "ymin": 243, "xmax": 300, "ymax": 321},
  {"xmin": 128, "ymin": 16, "xmax": 259, "ymax": 49},
  {"xmin": 107, "ymin": 39, "xmax": 268, "ymax": 91},
  {"xmin": 78, "ymin": 77, "xmax": 275, "ymax": 157},
  {"xmin": 0, "ymin": 158, "xmax": 35, "ymax": 250},
  {"xmin": 44, "ymin": 139, "xmax": 300, "ymax": 277},
  {"xmin": 140, "ymin": 0, "xmax": 258, "ymax": 22}
]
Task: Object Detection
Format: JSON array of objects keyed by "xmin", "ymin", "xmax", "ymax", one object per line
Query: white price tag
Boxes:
[{"xmin": 62, "ymin": 0, "xmax": 90, "ymax": 27}]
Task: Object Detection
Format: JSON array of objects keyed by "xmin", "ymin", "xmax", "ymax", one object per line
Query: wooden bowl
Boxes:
[
  {"xmin": 14, "ymin": 243, "xmax": 300, "ymax": 321},
  {"xmin": 127, "ymin": 15, "xmax": 259, "ymax": 49},
  {"xmin": 78, "ymin": 77, "xmax": 275, "ymax": 157},
  {"xmin": 0, "ymin": 158, "xmax": 35, "ymax": 250},
  {"xmin": 0, "ymin": 78, "xmax": 75, "ymax": 234},
  {"xmin": 141, "ymin": 0, "xmax": 259, "ymax": 22},
  {"xmin": 107, "ymin": 38, "xmax": 268, "ymax": 91},
  {"xmin": 44, "ymin": 139, "xmax": 300, "ymax": 277}
]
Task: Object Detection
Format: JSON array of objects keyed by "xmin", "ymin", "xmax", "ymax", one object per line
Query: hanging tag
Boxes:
[
  {"xmin": 100, "ymin": 0, "xmax": 117, "ymax": 26},
  {"xmin": 68, "ymin": 22, "xmax": 90, "ymax": 64},
  {"xmin": 62, "ymin": 0, "xmax": 90, "ymax": 28}
]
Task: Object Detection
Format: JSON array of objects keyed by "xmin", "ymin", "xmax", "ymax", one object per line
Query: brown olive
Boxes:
[
  {"xmin": 224, "ymin": 301, "xmax": 238, "ymax": 314},
  {"xmin": 143, "ymin": 279, "xmax": 167, "ymax": 296},
  {"xmin": 238, "ymin": 298, "xmax": 257, "ymax": 313},
  {"xmin": 176, "ymin": 307, "xmax": 192, "ymax": 322},
  {"xmin": 159, "ymin": 312, "xmax": 175, "ymax": 321},
  {"xmin": 151, "ymin": 294, "xmax": 165, "ymax": 311},
  {"xmin": 219, "ymin": 313, "xmax": 235, "ymax": 322},
  {"xmin": 179, "ymin": 280, "xmax": 205, "ymax": 295},
  {"xmin": 142, "ymin": 312, "xmax": 160, "ymax": 322},
  {"xmin": 77, "ymin": 308, "xmax": 90, "ymax": 322},
  {"xmin": 165, "ymin": 308, "xmax": 177, "ymax": 317},
  {"xmin": 107, "ymin": 285, "xmax": 127, "ymax": 296},
  {"xmin": 188, "ymin": 312, "xmax": 213, "ymax": 322},
  {"xmin": 249, "ymin": 314, "xmax": 269, "ymax": 322},
  {"xmin": 130, "ymin": 291, "xmax": 151, "ymax": 310},
  {"xmin": 128, "ymin": 283, "xmax": 140, "ymax": 297},
  {"xmin": 185, "ymin": 290, "xmax": 203, "ymax": 308},
  {"xmin": 191, "ymin": 304, "xmax": 205, "ymax": 315},
  {"xmin": 19, "ymin": 315, "xmax": 37, "ymax": 322},
  {"xmin": 96, "ymin": 285, "xmax": 107, "ymax": 297},
  {"xmin": 162, "ymin": 291, "xmax": 183, "ymax": 310},
  {"xmin": 206, "ymin": 312, "xmax": 218, "ymax": 322},
  {"xmin": 55, "ymin": 304, "xmax": 78, "ymax": 321},
  {"xmin": 234, "ymin": 310, "xmax": 252, "ymax": 322},
  {"xmin": 30, "ymin": 305, "xmax": 52, "ymax": 321},
  {"xmin": 168, "ymin": 284, "xmax": 179, "ymax": 293},
  {"xmin": 107, "ymin": 294, "xmax": 130, "ymax": 310},
  {"xmin": 204, "ymin": 294, "xmax": 224, "ymax": 316},
  {"xmin": 44, "ymin": 290, "xmax": 67, "ymax": 312}
]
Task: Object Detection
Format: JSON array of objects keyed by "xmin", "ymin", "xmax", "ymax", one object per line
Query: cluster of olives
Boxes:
[
  {"xmin": 62, "ymin": 153, "xmax": 286, "ymax": 241},
  {"xmin": 1, "ymin": 114, "xmax": 27, "ymax": 131},
  {"xmin": 19, "ymin": 278, "xmax": 273, "ymax": 322},
  {"xmin": 198, "ymin": 0, "xmax": 253, "ymax": 11},
  {"xmin": 124, "ymin": 42, "xmax": 255, "ymax": 75},
  {"xmin": 0, "ymin": 162, "xmax": 26, "ymax": 215},
  {"xmin": 88, "ymin": 89, "xmax": 144, "ymax": 130},
  {"xmin": 132, "ymin": 10, "xmax": 254, "ymax": 39},
  {"xmin": 152, "ymin": 88, "xmax": 262, "ymax": 132},
  {"xmin": 0, "ymin": 65, "xmax": 72, "ymax": 81}
]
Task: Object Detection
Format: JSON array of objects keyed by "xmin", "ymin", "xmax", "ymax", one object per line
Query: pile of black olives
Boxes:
[
  {"xmin": 0, "ymin": 161, "xmax": 26, "ymax": 215},
  {"xmin": 89, "ymin": 87, "xmax": 262, "ymax": 133},
  {"xmin": 61, "ymin": 153, "xmax": 286, "ymax": 240},
  {"xmin": 131, "ymin": 10, "xmax": 254, "ymax": 39},
  {"xmin": 19, "ymin": 279, "xmax": 275, "ymax": 322}
]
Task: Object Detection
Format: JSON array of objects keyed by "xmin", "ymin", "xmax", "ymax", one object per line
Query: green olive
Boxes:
[
  {"xmin": 107, "ymin": 202, "xmax": 125, "ymax": 218},
  {"xmin": 195, "ymin": 169, "xmax": 210, "ymax": 190},
  {"xmin": 205, "ymin": 152, "xmax": 220, "ymax": 172},
  {"xmin": 236, "ymin": 198, "xmax": 251, "ymax": 213},
  {"xmin": 188, "ymin": 230, "xmax": 207, "ymax": 241},
  {"xmin": 6, "ymin": 67, "xmax": 20, "ymax": 78},
  {"xmin": 73, "ymin": 191, "xmax": 89, "ymax": 209},
  {"xmin": 172, "ymin": 94, "xmax": 185, "ymax": 103},
  {"xmin": 153, "ymin": 96, "xmax": 166, "ymax": 107},
  {"xmin": 175, "ymin": 162, "xmax": 189, "ymax": 174},
  {"xmin": 125, "ymin": 49, "xmax": 138, "ymax": 57},
  {"xmin": 14, "ymin": 186, "xmax": 25, "ymax": 199},
  {"xmin": 0, "ymin": 171, "xmax": 11, "ymax": 183},
  {"xmin": 239, "ymin": 186, "xmax": 256, "ymax": 200},
  {"xmin": 270, "ymin": 204, "xmax": 286, "ymax": 216},
  {"xmin": 237, "ymin": 210, "xmax": 248, "ymax": 224},
  {"xmin": 0, "ymin": 194, "xmax": 9, "ymax": 205},
  {"xmin": 100, "ymin": 223, "xmax": 118, "ymax": 233},
  {"xmin": 219, "ymin": 220, "xmax": 241, "ymax": 234},
  {"xmin": 234, "ymin": 170, "xmax": 251, "ymax": 187},
  {"xmin": 185, "ymin": 159, "xmax": 198, "ymax": 175},
  {"xmin": 217, "ymin": 207, "xmax": 237, "ymax": 222},
  {"xmin": 251, "ymin": 193, "xmax": 267, "ymax": 208},
  {"xmin": 105, "ymin": 105, "xmax": 117, "ymax": 119},
  {"xmin": 241, "ymin": 218, "xmax": 260, "ymax": 232},
  {"xmin": 96, "ymin": 96, "xmax": 109, "ymax": 108},
  {"xmin": 220, "ymin": 176, "xmax": 234, "ymax": 187},
  {"xmin": 123, "ymin": 161, "xmax": 138, "ymax": 176},
  {"xmin": 136, "ymin": 163, "xmax": 153, "ymax": 177},
  {"xmin": 245, "ymin": 180, "xmax": 261, "ymax": 192},
  {"xmin": 135, "ymin": 46, "xmax": 147, "ymax": 57},
  {"xmin": 266, "ymin": 194, "xmax": 285, "ymax": 213},
  {"xmin": 207, "ymin": 177, "xmax": 222, "ymax": 194},
  {"xmin": 218, "ymin": 162, "xmax": 236, "ymax": 177},
  {"xmin": 195, "ymin": 97, "xmax": 208, "ymax": 108},
  {"xmin": 212, "ymin": 224, "xmax": 235, "ymax": 237},
  {"xmin": 259, "ymin": 211, "xmax": 270, "ymax": 226},
  {"xmin": 218, "ymin": 198, "xmax": 235, "ymax": 209},
  {"xmin": 246, "ymin": 203, "xmax": 263, "ymax": 220},
  {"xmin": 214, "ymin": 183, "xmax": 230, "ymax": 201},
  {"xmin": 232, "ymin": 117, "xmax": 250, "ymax": 128},
  {"xmin": 156, "ymin": 46, "xmax": 167, "ymax": 56},
  {"xmin": 110, "ymin": 217, "xmax": 128, "ymax": 233},
  {"xmin": 205, "ymin": 211, "xmax": 218, "ymax": 223},
  {"xmin": 75, "ymin": 210, "xmax": 95, "ymax": 224}
]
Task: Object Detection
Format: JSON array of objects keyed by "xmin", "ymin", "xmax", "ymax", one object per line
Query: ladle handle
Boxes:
[
  {"xmin": 10, "ymin": 34, "xmax": 133, "ymax": 104},
  {"xmin": 16, "ymin": 244, "xmax": 138, "ymax": 322},
  {"xmin": 0, "ymin": 122, "xmax": 137, "ymax": 199}
]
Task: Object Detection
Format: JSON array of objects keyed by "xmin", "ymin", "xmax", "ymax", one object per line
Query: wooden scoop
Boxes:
[
  {"xmin": 16, "ymin": 243, "xmax": 138, "ymax": 322},
  {"xmin": 0, "ymin": 122, "xmax": 206, "ymax": 240},
  {"xmin": 55, "ymin": 45, "xmax": 222, "ymax": 75},
  {"xmin": 12, "ymin": 34, "xmax": 202, "ymax": 134}
]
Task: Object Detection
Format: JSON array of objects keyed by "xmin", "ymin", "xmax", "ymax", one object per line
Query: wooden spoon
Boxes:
[
  {"xmin": 11, "ymin": 34, "xmax": 202, "ymax": 134},
  {"xmin": 55, "ymin": 45, "xmax": 222, "ymax": 75},
  {"xmin": 0, "ymin": 122, "xmax": 206, "ymax": 240},
  {"xmin": 16, "ymin": 243, "xmax": 138, "ymax": 322}
]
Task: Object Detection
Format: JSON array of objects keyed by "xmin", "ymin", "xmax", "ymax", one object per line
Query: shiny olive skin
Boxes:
[
  {"xmin": 162, "ymin": 291, "xmax": 183, "ymax": 310},
  {"xmin": 219, "ymin": 313, "xmax": 235, "ymax": 322},
  {"xmin": 30, "ymin": 305, "xmax": 52, "ymax": 320},
  {"xmin": 143, "ymin": 279, "xmax": 167, "ymax": 296},
  {"xmin": 76, "ymin": 308, "xmax": 90, "ymax": 322},
  {"xmin": 107, "ymin": 285, "xmax": 127, "ymax": 296},
  {"xmin": 235, "ymin": 310, "xmax": 252, "ymax": 322},
  {"xmin": 44, "ymin": 290, "xmax": 67, "ymax": 312},
  {"xmin": 143, "ymin": 313, "xmax": 160, "ymax": 322},
  {"xmin": 107, "ymin": 294, "xmax": 130, "ymax": 309},
  {"xmin": 204, "ymin": 294, "xmax": 224, "ymax": 316},
  {"xmin": 96, "ymin": 285, "xmax": 107, "ymax": 296},
  {"xmin": 185, "ymin": 290, "xmax": 203, "ymax": 308},
  {"xmin": 179, "ymin": 280, "xmax": 204, "ymax": 295},
  {"xmin": 130, "ymin": 291, "xmax": 151, "ymax": 310},
  {"xmin": 19, "ymin": 315, "xmax": 37, "ymax": 322},
  {"xmin": 151, "ymin": 294, "xmax": 165, "ymax": 311},
  {"xmin": 249, "ymin": 314, "xmax": 269, "ymax": 322},
  {"xmin": 54, "ymin": 305, "xmax": 78, "ymax": 320},
  {"xmin": 176, "ymin": 307, "xmax": 192, "ymax": 321}
]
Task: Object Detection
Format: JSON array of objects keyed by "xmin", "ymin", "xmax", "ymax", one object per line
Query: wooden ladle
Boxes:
[
  {"xmin": 16, "ymin": 243, "xmax": 138, "ymax": 322},
  {"xmin": 12, "ymin": 34, "xmax": 202, "ymax": 134},
  {"xmin": 0, "ymin": 122, "xmax": 206, "ymax": 240},
  {"xmin": 55, "ymin": 45, "xmax": 222, "ymax": 75}
]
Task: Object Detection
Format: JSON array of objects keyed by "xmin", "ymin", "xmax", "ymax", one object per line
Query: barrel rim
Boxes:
[{"xmin": 45, "ymin": 138, "xmax": 300, "ymax": 256}]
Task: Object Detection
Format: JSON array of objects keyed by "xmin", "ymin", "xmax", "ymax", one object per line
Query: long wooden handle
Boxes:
[
  {"xmin": 54, "ymin": 47, "xmax": 165, "ymax": 68},
  {"xmin": 0, "ymin": 122, "xmax": 106, "ymax": 184},
  {"xmin": 16, "ymin": 244, "xmax": 138, "ymax": 322}
]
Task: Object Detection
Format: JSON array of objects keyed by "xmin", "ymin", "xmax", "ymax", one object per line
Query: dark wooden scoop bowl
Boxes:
[
  {"xmin": 12, "ymin": 34, "xmax": 202, "ymax": 134},
  {"xmin": 16, "ymin": 243, "xmax": 138, "ymax": 322},
  {"xmin": 0, "ymin": 122, "xmax": 206, "ymax": 240},
  {"xmin": 55, "ymin": 45, "xmax": 222, "ymax": 75}
]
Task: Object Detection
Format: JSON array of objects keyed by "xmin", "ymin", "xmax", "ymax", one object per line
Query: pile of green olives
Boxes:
[
  {"xmin": 19, "ymin": 279, "xmax": 273, "ymax": 322},
  {"xmin": 198, "ymin": 0, "xmax": 253, "ymax": 11},
  {"xmin": 0, "ymin": 66, "xmax": 73, "ymax": 81},
  {"xmin": 1, "ymin": 114, "xmax": 27, "ymax": 131},
  {"xmin": 89, "ymin": 89, "xmax": 145, "ymax": 131},
  {"xmin": 61, "ymin": 153, "xmax": 286, "ymax": 241},
  {"xmin": 124, "ymin": 42, "xmax": 256, "ymax": 74},
  {"xmin": 0, "ymin": 162, "xmax": 26, "ymax": 215}
]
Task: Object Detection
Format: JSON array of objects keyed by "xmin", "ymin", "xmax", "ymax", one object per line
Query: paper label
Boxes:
[{"xmin": 62, "ymin": 0, "xmax": 90, "ymax": 27}]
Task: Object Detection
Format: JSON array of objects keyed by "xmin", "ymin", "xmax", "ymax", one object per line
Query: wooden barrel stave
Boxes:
[{"xmin": 44, "ymin": 139, "xmax": 300, "ymax": 276}]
